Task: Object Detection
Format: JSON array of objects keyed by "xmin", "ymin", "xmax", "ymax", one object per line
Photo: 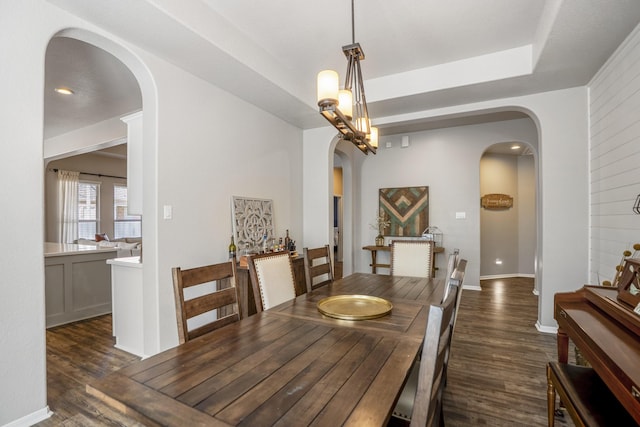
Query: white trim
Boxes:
[
  {"xmin": 462, "ymin": 284, "xmax": 482, "ymax": 291},
  {"xmin": 479, "ymin": 273, "xmax": 535, "ymax": 280},
  {"xmin": 535, "ymin": 321, "xmax": 557, "ymax": 335},
  {"xmin": 532, "ymin": 288, "xmax": 539, "ymax": 296},
  {"xmin": 2, "ymin": 407, "xmax": 52, "ymax": 427}
]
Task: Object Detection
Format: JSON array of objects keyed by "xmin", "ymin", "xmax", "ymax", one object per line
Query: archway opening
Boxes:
[{"xmin": 479, "ymin": 141, "xmax": 537, "ymax": 286}]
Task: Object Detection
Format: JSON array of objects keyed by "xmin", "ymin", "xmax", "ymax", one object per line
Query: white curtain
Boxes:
[{"xmin": 57, "ymin": 170, "xmax": 79, "ymax": 243}]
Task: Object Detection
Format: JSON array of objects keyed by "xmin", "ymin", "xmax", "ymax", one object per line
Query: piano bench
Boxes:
[{"xmin": 546, "ymin": 362, "xmax": 637, "ymax": 427}]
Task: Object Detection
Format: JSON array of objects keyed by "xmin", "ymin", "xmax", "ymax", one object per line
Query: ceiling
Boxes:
[{"xmin": 45, "ymin": 0, "xmax": 640, "ymax": 142}]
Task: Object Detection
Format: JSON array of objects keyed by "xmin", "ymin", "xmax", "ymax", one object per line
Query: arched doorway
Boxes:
[
  {"xmin": 479, "ymin": 141, "xmax": 537, "ymax": 288},
  {"xmin": 42, "ymin": 28, "xmax": 160, "ymax": 361},
  {"xmin": 332, "ymin": 140, "xmax": 356, "ymax": 277}
]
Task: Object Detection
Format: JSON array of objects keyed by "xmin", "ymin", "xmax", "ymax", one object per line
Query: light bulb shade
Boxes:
[
  {"xmin": 356, "ymin": 117, "xmax": 370, "ymax": 134},
  {"xmin": 338, "ymin": 89, "xmax": 353, "ymax": 119},
  {"xmin": 369, "ymin": 126, "xmax": 378, "ymax": 148},
  {"xmin": 317, "ymin": 70, "xmax": 339, "ymax": 104}
]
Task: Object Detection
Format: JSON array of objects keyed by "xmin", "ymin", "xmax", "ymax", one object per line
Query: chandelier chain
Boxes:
[{"xmin": 351, "ymin": 0, "xmax": 356, "ymax": 44}]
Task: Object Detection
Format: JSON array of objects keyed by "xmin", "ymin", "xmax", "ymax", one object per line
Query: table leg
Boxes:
[
  {"xmin": 371, "ymin": 250, "xmax": 377, "ymax": 274},
  {"xmin": 557, "ymin": 328, "xmax": 568, "ymax": 363}
]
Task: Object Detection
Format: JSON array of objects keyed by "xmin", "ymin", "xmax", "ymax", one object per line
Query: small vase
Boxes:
[{"xmin": 375, "ymin": 235, "xmax": 385, "ymax": 246}]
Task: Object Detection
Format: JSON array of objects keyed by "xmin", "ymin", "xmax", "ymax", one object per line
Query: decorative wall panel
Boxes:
[
  {"xmin": 379, "ymin": 186, "xmax": 429, "ymax": 237},
  {"xmin": 232, "ymin": 197, "xmax": 274, "ymax": 251}
]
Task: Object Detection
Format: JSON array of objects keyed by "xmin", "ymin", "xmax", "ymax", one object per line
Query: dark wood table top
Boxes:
[{"xmin": 87, "ymin": 273, "xmax": 445, "ymax": 427}]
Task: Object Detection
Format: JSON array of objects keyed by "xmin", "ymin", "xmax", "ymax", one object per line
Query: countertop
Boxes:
[
  {"xmin": 107, "ymin": 256, "xmax": 142, "ymax": 267},
  {"xmin": 44, "ymin": 242, "xmax": 118, "ymax": 257}
]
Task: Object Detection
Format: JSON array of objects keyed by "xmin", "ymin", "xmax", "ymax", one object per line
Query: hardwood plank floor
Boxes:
[
  {"xmin": 36, "ymin": 315, "xmax": 143, "ymax": 426},
  {"xmin": 36, "ymin": 277, "xmax": 575, "ymax": 426},
  {"xmin": 444, "ymin": 277, "xmax": 574, "ymax": 427}
]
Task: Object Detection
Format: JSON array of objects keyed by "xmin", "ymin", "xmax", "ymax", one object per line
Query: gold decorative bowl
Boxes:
[{"xmin": 317, "ymin": 295, "xmax": 393, "ymax": 320}]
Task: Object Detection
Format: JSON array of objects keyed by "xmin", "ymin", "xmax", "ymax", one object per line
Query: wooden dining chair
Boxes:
[
  {"xmin": 391, "ymin": 240, "xmax": 434, "ymax": 278},
  {"xmin": 445, "ymin": 249, "xmax": 460, "ymax": 280},
  {"xmin": 391, "ymin": 281, "xmax": 459, "ymax": 426},
  {"xmin": 303, "ymin": 244, "xmax": 334, "ymax": 293},
  {"xmin": 171, "ymin": 260, "xmax": 241, "ymax": 345},
  {"xmin": 248, "ymin": 251, "xmax": 297, "ymax": 312},
  {"xmin": 449, "ymin": 259, "xmax": 467, "ymax": 333},
  {"xmin": 440, "ymin": 251, "xmax": 460, "ymax": 303}
]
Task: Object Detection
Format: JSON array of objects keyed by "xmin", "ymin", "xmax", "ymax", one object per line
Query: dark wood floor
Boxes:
[
  {"xmin": 36, "ymin": 315, "xmax": 142, "ymax": 426},
  {"xmin": 36, "ymin": 276, "xmax": 574, "ymax": 426},
  {"xmin": 444, "ymin": 277, "xmax": 573, "ymax": 427}
]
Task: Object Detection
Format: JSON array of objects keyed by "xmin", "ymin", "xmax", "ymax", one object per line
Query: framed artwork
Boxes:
[
  {"xmin": 379, "ymin": 186, "xmax": 429, "ymax": 237},
  {"xmin": 231, "ymin": 196, "xmax": 274, "ymax": 251}
]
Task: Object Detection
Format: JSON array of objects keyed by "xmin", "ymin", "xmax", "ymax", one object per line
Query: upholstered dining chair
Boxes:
[
  {"xmin": 391, "ymin": 279, "xmax": 459, "ymax": 426},
  {"xmin": 171, "ymin": 260, "xmax": 241, "ymax": 344},
  {"xmin": 248, "ymin": 251, "xmax": 297, "ymax": 312},
  {"xmin": 390, "ymin": 240, "xmax": 434, "ymax": 278},
  {"xmin": 303, "ymin": 244, "xmax": 334, "ymax": 293}
]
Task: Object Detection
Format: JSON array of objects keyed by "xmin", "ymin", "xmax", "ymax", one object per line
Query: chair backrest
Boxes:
[
  {"xmin": 303, "ymin": 245, "xmax": 334, "ymax": 293},
  {"xmin": 248, "ymin": 251, "xmax": 297, "ymax": 312},
  {"xmin": 440, "ymin": 251, "xmax": 459, "ymax": 303},
  {"xmin": 410, "ymin": 281, "xmax": 459, "ymax": 427},
  {"xmin": 391, "ymin": 240, "xmax": 434, "ymax": 278},
  {"xmin": 445, "ymin": 249, "xmax": 460, "ymax": 281},
  {"xmin": 449, "ymin": 259, "xmax": 467, "ymax": 334},
  {"xmin": 171, "ymin": 260, "xmax": 241, "ymax": 344}
]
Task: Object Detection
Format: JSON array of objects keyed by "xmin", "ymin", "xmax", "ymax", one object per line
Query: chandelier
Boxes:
[{"xmin": 316, "ymin": 0, "xmax": 377, "ymax": 155}]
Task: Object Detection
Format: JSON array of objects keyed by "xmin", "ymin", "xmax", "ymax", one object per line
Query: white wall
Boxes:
[
  {"xmin": 0, "ymin": 1, "xmax": 303, "ymax": 424},
  {"xmin": 303, "ymin": 87, "xmax": 589, "ymax": 332},
  {"xmin": 480, "ymin": 154, "xmax": 520, "ymax": 276},
  {"xmin": 518, "ymin": 155, "xmax": 536, "ymax": 275},
  {"xmin": 478, "ymin": 153, "xmax": 536, "ymax": 277},
  {"xmin": 153, "ymin": 57, "xmax": 303, "ymax": 350},
  {"xmin": 357, "ymin": 119, "xmax": 538, "ymax": 290},
  {"xmin": 1, "ymin": 1, "xmax": 66, "ymax": 424},
  {"xmin": 589, "ymin": 23, "xmax": 640, "ymax": 285}
]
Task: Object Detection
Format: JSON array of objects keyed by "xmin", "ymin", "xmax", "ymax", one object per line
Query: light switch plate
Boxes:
[
  {"xmin": 163, "ymin": 205, "xmax": 172, "ymax": 220},
  {"xmin": 455, "ymin": 212, "xmax": 466, "ymax": 219}
]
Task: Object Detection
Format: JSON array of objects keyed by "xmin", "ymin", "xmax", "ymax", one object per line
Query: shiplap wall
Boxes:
[{"xmin": 589, "ymin": 23, "xmax": 640, "ymax": 285}]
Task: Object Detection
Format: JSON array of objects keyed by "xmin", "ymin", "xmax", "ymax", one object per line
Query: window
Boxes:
[
  {"xmin": 114, "ymin": 185, "xmax": 141, "ymax": 238},
  {"xmin": 78, "ymin": 181, "xmax": 100, "ymax": 239}
]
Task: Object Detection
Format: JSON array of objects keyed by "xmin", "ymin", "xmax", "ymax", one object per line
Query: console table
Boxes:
[{"xmin": 362, "ymin": 244, "xmax": 444, "ymax": 276}]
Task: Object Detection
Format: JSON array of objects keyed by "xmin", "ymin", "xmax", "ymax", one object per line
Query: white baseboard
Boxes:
[
  {"xmin": 462, "ymin": 284, "xmax": 481, "ymax": 291},
  {"xmin": 479, "ymin": 273, "xmax": 535, "ymax": 280},
  {"xmin": 114, "ymin": 343, "xmax": 147, "ymax": 359},
  {"xmin": 2, "ymin": 407, "xmax": 52, "ymax": 427},
  {"xmin": 535, "ymin": 321, "xmax": 557, "ymax": 335}
]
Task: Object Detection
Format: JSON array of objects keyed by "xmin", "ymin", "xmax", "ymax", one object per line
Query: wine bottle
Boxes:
[
  {"xmin": 284, "ymin": 229, "xmax": 291, "ymax": 250},
  {"xmin": 228, "ymin": 235, "xmax": 236, "ymax": 259}
]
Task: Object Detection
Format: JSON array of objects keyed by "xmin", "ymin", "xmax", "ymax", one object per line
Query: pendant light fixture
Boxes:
[{"xmin": 316, "ymin": 0, "xmax": 377, "ymax": 155}]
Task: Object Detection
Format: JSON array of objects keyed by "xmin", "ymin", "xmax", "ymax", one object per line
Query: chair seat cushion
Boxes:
[{"xmin": 549, "ymin": 362, "xmax": 637, "ymax": 426}]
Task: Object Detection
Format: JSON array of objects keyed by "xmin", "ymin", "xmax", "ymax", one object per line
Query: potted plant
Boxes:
[{"xmin": 370, "ymin": 209, "xmax": 390, "ymax": 246}]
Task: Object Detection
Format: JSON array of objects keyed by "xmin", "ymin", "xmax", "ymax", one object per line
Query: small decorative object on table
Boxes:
[
  {"xmin": 370, "ymin": 209, "xmax": 390, "ymax": 246},
  {"xmin": 422, "ymin": 226, "xmax": 443, "ymax": 247}
]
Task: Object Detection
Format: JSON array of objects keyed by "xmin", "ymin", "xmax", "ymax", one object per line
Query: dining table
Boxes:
[{"xmin": 86, "ymin": 272, "xmax": 445, "ymax": 426}]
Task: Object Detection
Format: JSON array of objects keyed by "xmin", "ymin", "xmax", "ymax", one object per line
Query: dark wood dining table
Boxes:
[{"xmin": 86, "ymin": 273, "xmax": 445, "ymax": 426}]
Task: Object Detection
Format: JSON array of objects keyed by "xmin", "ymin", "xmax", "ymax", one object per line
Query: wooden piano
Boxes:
[{"xmin": 554, "ymin": 260, "xmax": 640, "ymax": 424}]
